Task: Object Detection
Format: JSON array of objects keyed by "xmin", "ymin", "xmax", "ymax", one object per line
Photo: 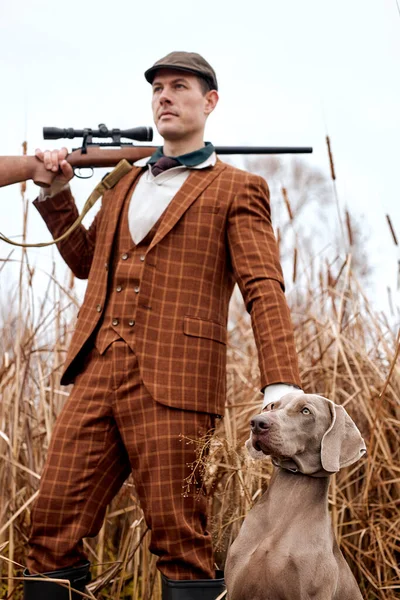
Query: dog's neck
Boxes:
[
  {"xmin": 271, "ymin": 455, "xmax": 330, "ymax": 478},
  {"xmin": 259, "ymin": 467, "xmax": 331, "ymax": 526}
]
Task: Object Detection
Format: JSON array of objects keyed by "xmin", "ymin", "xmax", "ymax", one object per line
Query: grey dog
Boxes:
[{"xmin": 225, "ymin": 393, "xmax": 366, "ymax": 600}]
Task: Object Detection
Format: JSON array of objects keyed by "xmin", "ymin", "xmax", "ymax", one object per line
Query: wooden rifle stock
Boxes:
[
  {"xmin": 0, "ymin": 144, "xmax": 312, "ymax": 189},
  {"xmin": 0, "ymin": 146, "xmax": 156, "ymax": 188}
]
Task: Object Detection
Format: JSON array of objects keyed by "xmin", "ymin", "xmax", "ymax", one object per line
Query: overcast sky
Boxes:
[{"xmin": 0, "ymin": 0, "xmax": 399, "ymax": 318}]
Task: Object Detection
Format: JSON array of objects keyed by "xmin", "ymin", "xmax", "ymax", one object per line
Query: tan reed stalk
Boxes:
[{"xmin": 326, "ymin": 135, "xmax": 345, "ymax": 244}]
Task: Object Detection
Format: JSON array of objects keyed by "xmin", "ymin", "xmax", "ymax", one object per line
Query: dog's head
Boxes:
[{"xmin": 246, "ymin": 393, "xmax": 366, "ymax": 476}]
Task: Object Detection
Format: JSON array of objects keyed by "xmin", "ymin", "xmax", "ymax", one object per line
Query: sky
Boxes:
[{"xmin": 0, "ymin": 0, "xmax": 399, "ymax": 319}]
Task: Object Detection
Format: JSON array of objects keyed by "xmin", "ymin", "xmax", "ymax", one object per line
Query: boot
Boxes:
[
  {"xmin": 162, "ymin": 571, "xmax": 225, "ymax": 600},
  {"xmin": 23, "ymin": 560, "xmax": 91, "ymax": 600}
]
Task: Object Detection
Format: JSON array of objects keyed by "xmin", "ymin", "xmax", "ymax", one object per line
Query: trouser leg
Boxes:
[
  {"xmin": 28, "ymin": 340, "xmax": 218, "ymax": 582},
  {"xmin": 112, "ymin": 343, "xmax": 216, "ymax": 580},
  {"xmin": 27, "ymin": 347, "xmax": 131, "ymax": 574}
]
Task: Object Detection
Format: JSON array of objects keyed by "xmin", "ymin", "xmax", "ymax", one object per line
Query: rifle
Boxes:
[
  {"xmin": 0, "ymin": 124, "xmax": 313, "ymax": 189},
  {"xmin": 0, "ymin": 125, "xmax": 313, "ymax": 248}
]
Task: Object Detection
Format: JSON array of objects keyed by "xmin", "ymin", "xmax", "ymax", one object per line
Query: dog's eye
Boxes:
[
  {"xmin": 301, "ymin": 407, "xmax": 311, "ymax": 415},
  {"xmin": 269, "ymin": 403, "xmax": 275, "ymax": 410}
]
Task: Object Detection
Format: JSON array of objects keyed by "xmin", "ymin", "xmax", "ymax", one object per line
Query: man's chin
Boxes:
[{"xmin": 156, "ymin": 124, "xmax": 182, "ymax": 140}]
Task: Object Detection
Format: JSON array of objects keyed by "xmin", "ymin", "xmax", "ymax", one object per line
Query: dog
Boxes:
[{"xmin": 225, "ymin": 392, "xmax": 366, "ymax": 600}]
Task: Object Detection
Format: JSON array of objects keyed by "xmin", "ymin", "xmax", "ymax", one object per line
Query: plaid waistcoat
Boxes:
[{"xmin": 94, "ymin": 185, "xmax": 161, "ymax": 355}]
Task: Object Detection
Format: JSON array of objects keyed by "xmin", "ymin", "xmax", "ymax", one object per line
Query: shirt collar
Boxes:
[{"xmin": 134, "ymin": 142, "xmax": 215, "ymax": 168}]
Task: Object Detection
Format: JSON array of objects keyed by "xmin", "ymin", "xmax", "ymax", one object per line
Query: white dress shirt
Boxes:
[{"xmin": 129, "ymin": 152, "xmax": 216, "ymax": 244}]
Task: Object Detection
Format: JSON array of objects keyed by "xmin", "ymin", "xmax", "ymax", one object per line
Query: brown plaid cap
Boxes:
[{"xmin": 144, "ymin": 51, "xmax": 218, "ymax": 91}]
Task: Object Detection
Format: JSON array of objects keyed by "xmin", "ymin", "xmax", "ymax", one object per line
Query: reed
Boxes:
[{"xmin": 0, "ymin": 151, "xmax": 399, "ymax": 599}]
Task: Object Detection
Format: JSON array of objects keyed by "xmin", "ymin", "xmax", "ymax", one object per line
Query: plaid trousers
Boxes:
[{"xmin": 27, "ymin": 341, "xmax": 215, "ymax": 580}]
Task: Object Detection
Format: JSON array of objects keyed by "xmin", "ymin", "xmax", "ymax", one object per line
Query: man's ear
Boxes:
[
  {"xmin": 321, "ymin": 401, "xmax": 366, "ymax": 473},
  {"xmin": 204, "ymin": 90, "xmax": 219, "ymax": 115}
]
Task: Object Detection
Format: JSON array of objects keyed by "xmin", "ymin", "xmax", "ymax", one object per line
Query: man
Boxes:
[{"xmin": 24, "ymin": 51, "xmax": 302, "ymax": 600}]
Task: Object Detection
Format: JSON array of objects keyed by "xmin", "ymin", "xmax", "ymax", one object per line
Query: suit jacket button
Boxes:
[
  {"xmin": 105, "ymin": 262, "xmax": 108, "ymax": 270},
  {"xmin": 134, "ymin": 286, "xmax": 140, "ymax": 293},
  {"xmin": 140, "ymin": 255, "xmax": 145, "ymax": 262},
  {"xmin": 128, "ymin": 319, "xmax": 135, "ymax": 327},
  {"xmin": 112, "ymin": 318, "xmax": 119, "ymax": 326},
  {"xmin": 116, "ymin": 285, "xmax": 123, "ymax": 292},
  {"xmin": 121, "ymin": 253, "xmax": 129, "ymax": 260},
  {"xmin": 96, "ymin": 304, "xmax": 102, "ymax": 312}
]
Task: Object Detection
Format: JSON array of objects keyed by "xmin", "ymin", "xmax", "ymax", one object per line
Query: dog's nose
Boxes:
[{"xmin": 251, "ymin": 416, "xmax": 270, "ymax": 434}]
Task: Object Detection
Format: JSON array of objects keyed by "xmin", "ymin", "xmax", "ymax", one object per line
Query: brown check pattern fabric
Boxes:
[
  {"xmin": 27, "ymin": 341, "xmax": 215, "ymax": 580},
  {"xmin": 34, "ymin": 159, "xmax": 301, "ymax": 417}
]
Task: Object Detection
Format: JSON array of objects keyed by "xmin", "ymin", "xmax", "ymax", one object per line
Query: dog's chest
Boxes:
[{"xmin": 225, "ymin": 496, "xmax": 339, "ymax": 600}]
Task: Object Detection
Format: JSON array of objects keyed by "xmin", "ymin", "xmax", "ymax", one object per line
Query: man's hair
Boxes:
[{"xmin": 197, "ymin": 76, "xmax": 213, "ymax": 95}]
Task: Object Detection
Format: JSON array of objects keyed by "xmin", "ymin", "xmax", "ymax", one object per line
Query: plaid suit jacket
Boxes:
[{"xmin": 34, "ymin": 160, "xmax": 301, "ymax": 415}]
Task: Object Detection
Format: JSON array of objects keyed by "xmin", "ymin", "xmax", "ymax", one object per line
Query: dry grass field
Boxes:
[{"xmin": 0, "ymin": 147, "xmax": 399, "ymax": 599}]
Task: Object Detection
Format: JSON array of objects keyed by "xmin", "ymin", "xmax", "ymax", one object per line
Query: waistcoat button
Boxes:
[
  {"xmin": 140, "ymin": 255, "xmax": 145, "ymax": 262},
  {"xmin": 112, "ymin": 318, "xmax": 119, "ymax": 326},
  {"xmin": 134, "ymin": 286, "xmax": 140, "ymax": 293},
  {"xmin": 96, "ymin": 304, "xmax": 102, "ymax": 312},
  {"xmin": 116, "ymin": 285, "xmax": 123, "ymax": 293},
  {"xmin": 121, "ymin": 253, "xmax": 129, "ymax": 260},
  {"xmin": 128, "ymin": 320, "xmax": 135, "ymax": 327}
]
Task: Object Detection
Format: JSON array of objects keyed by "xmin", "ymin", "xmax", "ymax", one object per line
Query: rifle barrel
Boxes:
[{"xmin": 214, "ymin": 146, "xmax": 312, "ymax": 154}]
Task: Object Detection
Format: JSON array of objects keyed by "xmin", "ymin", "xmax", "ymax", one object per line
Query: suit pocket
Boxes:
[{"xmin": 183, "ymin": 315, "xmax": 227, "ymax": 345}]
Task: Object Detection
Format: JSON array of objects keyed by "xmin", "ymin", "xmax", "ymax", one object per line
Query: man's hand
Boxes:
[
  {"xmin": 35, "ymin": 147, "xmax": 74, "ymax": 199},
  {"xmin": 35, "ymin": 147, "xmax": 74, "ymax": 186},
  {"xmin": 262, "ymin": 384, "xmax": 304, "ymax": 410}
]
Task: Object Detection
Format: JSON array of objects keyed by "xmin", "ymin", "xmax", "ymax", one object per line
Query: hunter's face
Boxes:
[{"xmin": 151, "ymin": 69, "xmax": 217, "ymax": 143}]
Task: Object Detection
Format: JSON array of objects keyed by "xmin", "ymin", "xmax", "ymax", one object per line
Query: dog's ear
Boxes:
[{"xmin": 321, "ymin": 401, "xmax": 366, "ymax": 473}]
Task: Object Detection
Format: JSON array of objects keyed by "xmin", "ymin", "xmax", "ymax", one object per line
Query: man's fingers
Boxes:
[
  {"xmin": 51, "ymin": 150, "xmax": 60, "ymax": 172},
  {"xmin": 35, "ymin": 148, "xmax": 44, "ymax": 161},
  {"xmin": 60, "ymin": 159, "xmax": 74, "ymax": 180},
  {"xmin": 43, "ymin": 150, "xmax": 53, "ymax": 171},
  {"xmin": 38, "ymin": 148, "xmax": 69, "ymax": 172}
]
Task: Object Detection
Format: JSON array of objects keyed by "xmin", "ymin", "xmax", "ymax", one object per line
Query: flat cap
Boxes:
[{"xmin": 145, "ymin": 51, "xmax": 218, "ymax": 91}]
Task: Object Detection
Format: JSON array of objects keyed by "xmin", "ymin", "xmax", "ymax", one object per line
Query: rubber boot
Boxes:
[
  {"xmin": 162, "ymin": 571, "xmax": 225, "ymax": 600},
  {"xmin": 23, "ymin": 560, "xmax": 91, "ymax": 600}
]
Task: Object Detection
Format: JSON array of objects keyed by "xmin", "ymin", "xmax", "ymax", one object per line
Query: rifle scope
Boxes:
[{"xmin": 43, "ymin": 125, "xmax": 153, "ymax": 142}]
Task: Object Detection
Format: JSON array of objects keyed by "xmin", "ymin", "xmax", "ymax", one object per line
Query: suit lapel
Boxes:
[
  {"xmin": 102, "ymin": 166, "xmax": 143, "ymax": 256},
  {"xmin": 148, "ymin": 161, "xmax": 227, "ymax": 252}
]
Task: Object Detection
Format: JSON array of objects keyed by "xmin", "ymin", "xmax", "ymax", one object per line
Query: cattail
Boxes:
[
  {"xmin": 345, "ymin": 209, "xmax": 354, "ymax": 246},
  {"xmin": 292, "ymin": 247, "xmax": 297, "ymax": 283},
  {"xmin": 281, "ymin": 187, "xmax": 294, "ymax": 221},
  {"xmin": 386, "ymin": 214, "xmax": 398, "ymax": 246},
  {"xmin": 326, "ymin": 136, "xmax": 336, "ymax": 181},
  {"xmin": 319, "ymin": 269, "xmax": 324, "ymax": 292},
  {"xmin": 327, "ymin": 263, "xmax": 334, "ymax": 288}
]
